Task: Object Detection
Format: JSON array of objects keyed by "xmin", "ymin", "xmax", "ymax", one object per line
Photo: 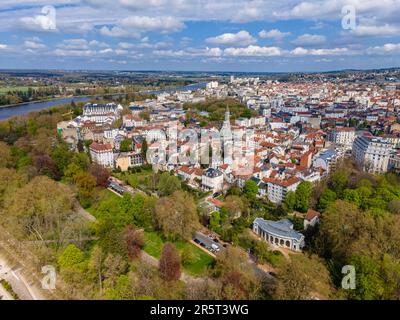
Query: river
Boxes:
[{"xmin": 0, "ymin": 82, "xmax": 207, "ymax": 121}]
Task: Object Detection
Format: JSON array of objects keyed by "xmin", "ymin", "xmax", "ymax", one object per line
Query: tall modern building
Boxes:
[{"xmin": 352, "ymin": 136, "xmax": 393, "ymax": 174}]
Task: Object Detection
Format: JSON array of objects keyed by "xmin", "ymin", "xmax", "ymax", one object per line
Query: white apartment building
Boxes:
[
  {"xmin": 265, "ymin": 177, "xmax": 300, "ymax": 203},
  {"xmin": 206, "ymin": 81, "xmax": 219, "ymax": 89},
  {"xmin": 89, "ymin": 142, "xmax": 114, "ymax": 168},
  {"xmin": 82, "ymin": 103, "xmax": 122, "ymax": 124},
  {"xmin": 313, "ymin": 149, "xmax": 337, "ymax": 174},
  {"xmin": 329, "ymin": 127, "xmax": 355, "ymax": 150},
  {"xmin": 352, "ymin": 136, "xmax": 393, "ymax": 174},
  {"xmin": 201, "ymin": 168, "xmax": 224, "ymax": 193}
]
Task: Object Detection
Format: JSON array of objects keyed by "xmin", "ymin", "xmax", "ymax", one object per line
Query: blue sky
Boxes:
[{"xmin": 0, "ymin": 0, "xmax": 399, "ymax": 72}]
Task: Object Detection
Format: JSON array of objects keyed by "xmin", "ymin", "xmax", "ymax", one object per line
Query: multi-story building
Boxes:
[
  {"xmin": 352, "ymin": 136, "xmax": 393, "ymax": 173},
  {"xmin": 202, "ymin": 168, "xmax": 224, "ymax": 193},
  {"xmin": 89, "ymin": 142, "xmax": 114, "ymax": 168},
  {"xmin": 313, "ymin": 149, "xmax": 337, "ymax": 174},
  {"xmin": 115, "ymin": 152, "xmax": 143, "ymax": 171},
  {"xmin": 329, "ymin": 127, "xmax": 355, "ymax": 150},
  {"xmin": 82, "ymin": 103, "xmax": 122, "ymax": 124},
  {"xmin": 264, "ymin": 176, "xmax": 300, "ymax": 203}
]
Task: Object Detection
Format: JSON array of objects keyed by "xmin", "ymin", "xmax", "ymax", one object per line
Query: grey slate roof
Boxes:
[{"xmin": 254, "ymin": 218, "xmax": 304, "ymax": 241}]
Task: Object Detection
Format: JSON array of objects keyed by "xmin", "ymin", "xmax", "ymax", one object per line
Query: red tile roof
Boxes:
[{"xmin": 90, "ymin": 142, "xmax": 113, "ymax": 152}]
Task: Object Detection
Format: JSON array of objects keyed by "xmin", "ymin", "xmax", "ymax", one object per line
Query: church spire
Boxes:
[{"xmin": 225, "ymin": 105, "xmax": 230, "ymax": 123}]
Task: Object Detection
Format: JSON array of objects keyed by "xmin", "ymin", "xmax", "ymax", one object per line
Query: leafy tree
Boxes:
[
  {"xmin": 227, "ymin": 186, "xmax": 241, "ymax": 196},
  {"xmin": 4, "ymin": 176, "xmax": 75, "ymax": 242},
  {"xmin": 343, "ymin": 189, "xmax": 361, "ymax": 207},
  {"xmin": 252, "ymin": 240, "xmax": 270, "ymax": 263},
  {"xmin": 51, "ymin": 142, "xmax": 72, "ymax": 174},
  {"xmin": 157, "ymin": 172, "xmax": 181, "ymax": 196},
  {"xmin": 159, "ymin": 243, "xmax": 181, "ymax": 281},
  {"xmin": 123, "ymin": 225, "xmax": 145, "ymax": 260},
  {"xmin": 155, "ymin": 191, "xmax": 199, "ymax": 240},
  {"xmin": 103, "ymin": 253, "xmax": 128, "ymax": 288},
  {"xmin": 95, "ymin": 220, "xmax": 128, "ymax": 257},
  {"xmin": 316, "ymin": 200, "xmax": 369, "ymax": 262},
  {"xmin": 240, "ymin": 109, "xmax": 252, "ymax": 119},
  {"xmin": 141, "ymin": 139, "xmax": 148, "ymax": 163},
  {"xmin": 295, "ymin": 181, "xmax": 312, "ymax": 213},
  {"xmin": 213, "ymin": 246, "xmax": 250, "ymax": 277},
  {"xmin": 276, "ymin": 254, "xmax": 333, "ymax": 300},
  {"xmin": 71, "ymin": 152, "xmax": 90, "ymax": 171},
  {"xmin": 0, "ymin": 168, "xmax": 25, "ymax": 207},
  {"xmin": 224, "ymin": 195, "xmax": 245, "ymax": 219},
  {"xmin": 120, "ymin": 139, "xmax": 132, "ymax": 152},
  {"xmin": 221, "ymin": 271, "xmax": 254, "ymax": 300},
  {"xmin": 209, "ymin": 211, "xmax": 221, "ymax": 230},
  {"xmin": 58, "ymin": 244, "xmax": 85, "ymax": 269},
  {"xmin": 181, "ymin": 246, "xmax": 196, "ymax": 266},
  {"xmin": 64, "ymin": 162, "xmax": 83, "ymax": 181},
  {"xmin": 32, "ymin": 153, "xmax": 60, "ymax": 179},
  {"xmin": 283, "ymin": 191, "xmax": 296, "ymax": 212},
  {"xmin": 0, "ymin": 141, "xmax": 12, "ymax": 168},
  {"xmin": 74, "ymin": 172, "xmax": 97, "ymax": 207},
  {"xmin": 346, "ymin": 255, "xmax": 385, "ymax": 300},
  {"xmin": 388, "ymin": 200, "xmax": 400, "ymax": 214},
  {"xmin": 105, "ymin": 274, "xmax": 135, "ymax": 300},
  {"xmin": 317, "ymin": 188, "xmax": 337, "ymax": 211},
  {"xmin": 329, "ymin": 170, "xmax": 349, "ymax": 197},
  {"xmin": 89, "ymin": 246, "xmax": 105, "ymax": 294},
  {"xmin": 244, "ymin": 180, "xmax": 258, "ymax": 200},
  {"xmin": 213, "ymin": 246, "xmax": 260, "ymax": 299},
  {"xmin": 89, "ymin": 163, "xmax": 110, "ymax": 187}
]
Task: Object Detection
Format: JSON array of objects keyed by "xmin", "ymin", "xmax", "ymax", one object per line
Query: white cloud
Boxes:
[
  {"xmin": 352, "ymin": 24, "xmax": 400, "ymax": 37},
  {"xmin": 259, "ymin": 29, "xmax": 291, "ymax": 40},
  {"xmin": 100, "ymin": 26, "xmax": 140, "ymax": 38},
  {"xmin": 53, "ymin": 49, "xmax": 94, "ymax": 57},
  {"xmin": 100, "ymin": 16, "xmax": 184, "ymax": 38},
  {"xmin": 224, "ymin": 45, "xmax": 282, "ymax": 57},
  {"xmin": 24, "ymin": 40, "xmax": 47, "ymax": 50},
  {"xmin": 115, "ymin": 49, "xmax": 129, "ymax": 55},
  {"xmin": 154, "ymin": 46, "xmax": 222, "ymax": 57},
  {"xmin": 367, "ymin": 43, "xmax": 400, "ymax": 55},
  {"xmin": 292, "ymin": 34, "xmax": 326, "ymax": 46},
  {"xmin": 99, "ymin": 48, "xmax": 113, "ymax": 55},
  {"xmin": 89, "ymin": 40, "xmax": 109, "ymax": 48},
  {"xmin": 206, "ymin": 30, "xmax": 256, "ymax": 47},
  {"xmin": 118, "ymin": 0, "xmax": 168, "ymax": 9},
  {"xmin": 19, "ymin": 6, "xmax": 57, "ymax": 32},
  {"xmin": 0, "ymin": 44, "xmax": 8, "ymax": 50},
  {"xmin": 291, "ymin": 47, "xmax": 349, "ymax": 56},
  {"xmin": 57, "ymin": 39, "xmax": 90, "ymax": 50},
  {"xmin": 118, "ymin": 42, "xmax": 135, "ymax": 49}
]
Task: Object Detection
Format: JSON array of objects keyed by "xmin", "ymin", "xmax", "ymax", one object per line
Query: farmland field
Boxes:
[{"xmin": 0, "ymin": 86, "xmax": 39, "ymax": 95}]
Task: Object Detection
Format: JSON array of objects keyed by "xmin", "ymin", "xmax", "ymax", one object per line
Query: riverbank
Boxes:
[{"xmin": 0, "ymin": 82, "xmax": 207, "ymax": 121}]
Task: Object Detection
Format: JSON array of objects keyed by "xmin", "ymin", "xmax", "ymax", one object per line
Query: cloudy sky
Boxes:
[{"xmin": 0, "ymin": 0, "xmax": 399, "ymax": 72}]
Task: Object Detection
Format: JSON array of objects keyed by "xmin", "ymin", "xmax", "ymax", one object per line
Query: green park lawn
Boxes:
[
  {"xmin": 0, "ymin": 86, "xmax": 38, "ymax": 95},
  {"xmin": 144, "ymin": 231, "xmax": 214, "ymax": 276},
  {"xmin": 85, "ymin": 189, "xmax": 122, "ymax": 217},
  {"xmin": 86, "ymin": 189, "xmax": 214, "ymax": 277}
]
